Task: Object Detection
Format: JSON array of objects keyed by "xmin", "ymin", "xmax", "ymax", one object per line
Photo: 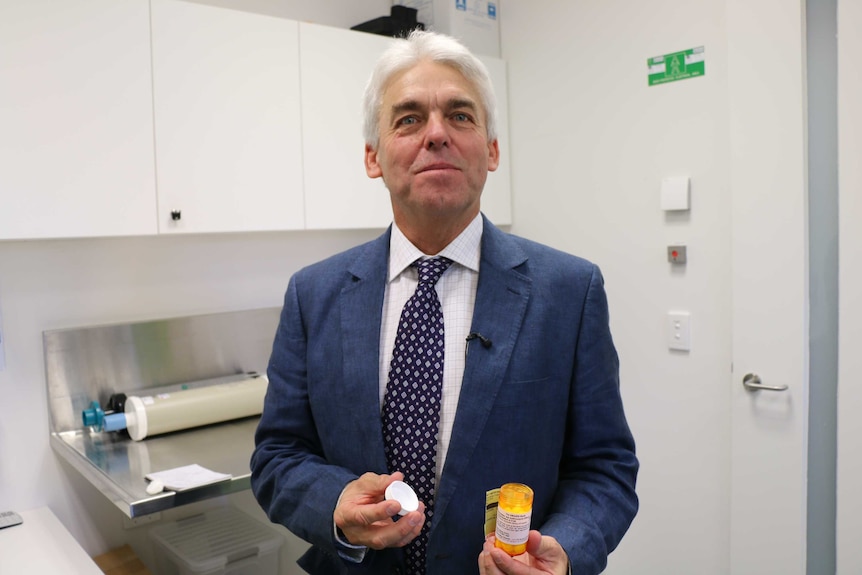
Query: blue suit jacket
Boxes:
[{"xmin": 251, "ymin": 216, "xmax": 638, "ymax": 575}]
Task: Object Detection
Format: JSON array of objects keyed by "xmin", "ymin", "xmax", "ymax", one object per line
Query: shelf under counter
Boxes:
[{"xmin": 51, "ymin": 416, "xmax": 260, "ymax": 518}]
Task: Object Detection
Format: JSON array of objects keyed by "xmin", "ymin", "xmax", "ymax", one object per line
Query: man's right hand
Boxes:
[{"xmin": 334, "ymin": 472, "xmax": 426, "ymax": 550}]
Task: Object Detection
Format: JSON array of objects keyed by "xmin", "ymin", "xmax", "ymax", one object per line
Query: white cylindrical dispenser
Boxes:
[{"xmin": 124, "ymin": 375, "xmax": 268, "ymax": 441}]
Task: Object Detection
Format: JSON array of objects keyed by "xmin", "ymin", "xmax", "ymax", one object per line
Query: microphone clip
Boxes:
[{"xmin": 466, "ymin": 332, "xmax": 493, "ymax": 349}]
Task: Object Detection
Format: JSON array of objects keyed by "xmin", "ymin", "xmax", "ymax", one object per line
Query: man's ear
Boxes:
[
  {"xmin": 486, "ymin": 139, "xmax": 500, "ymax": 172},
  {"xmin": 365, "ymin": 144, "xmax": 383, "ymax": 178}
]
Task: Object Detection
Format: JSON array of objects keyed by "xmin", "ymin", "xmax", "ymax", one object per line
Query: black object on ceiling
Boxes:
[{"xmin": 351, "ymin": 5, "xmax": 425, "ymax": 38}]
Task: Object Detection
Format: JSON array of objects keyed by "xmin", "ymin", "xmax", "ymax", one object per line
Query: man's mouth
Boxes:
[{"xmin": 417, "ymin": 163, "xmax": 458, "ymax": 173}]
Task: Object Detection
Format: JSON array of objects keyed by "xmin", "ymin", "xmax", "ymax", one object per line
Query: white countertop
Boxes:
[{"xmin": 0, "ymin": 507, "xmax": 102, "ymax": 574}]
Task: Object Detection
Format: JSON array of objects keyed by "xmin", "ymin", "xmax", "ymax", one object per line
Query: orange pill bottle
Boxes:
[{"xmin": 494, "ymin": 483, "xmax": 534, "ymax": 556}]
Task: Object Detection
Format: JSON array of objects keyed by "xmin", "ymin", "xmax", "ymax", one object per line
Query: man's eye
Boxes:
[
  {"xmin": 398, "ymin": 116, "xmax": 418, "ymax": 125},
  {"xmin": 453, "ymin": 113, "xmax": 470, "ymax": 122}
]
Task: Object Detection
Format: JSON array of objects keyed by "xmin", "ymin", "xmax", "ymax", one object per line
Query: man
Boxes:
[{"xmin": 251, "ymin": 30, "xmax": 638, "ymax": 575}]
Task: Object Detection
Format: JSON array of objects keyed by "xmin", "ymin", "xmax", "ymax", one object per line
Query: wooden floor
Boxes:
[{"xmin": 92, "ymin": 545, "xmax": 153, "ymax": 575}]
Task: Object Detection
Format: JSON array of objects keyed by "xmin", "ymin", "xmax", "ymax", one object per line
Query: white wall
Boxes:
[
  {"xmin": 502, "ymin": 1, "xmax": 732, "ymax": 573},
  {"xmin": 183, "ymin": 0, "xmax": 390, "ymax": 28},
  {"xmin": 837, "ymin": 0, "xmax": 862, "ymax": 572}
]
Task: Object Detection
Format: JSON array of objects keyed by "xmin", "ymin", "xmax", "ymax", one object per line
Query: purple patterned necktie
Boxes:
[{"xmin": 382, "ymin": 256, "xmax": 453, "ymax": 574}]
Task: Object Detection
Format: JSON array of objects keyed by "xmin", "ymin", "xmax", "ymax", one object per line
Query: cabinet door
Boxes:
[
  {"xmin": 151, "ymin": 0, "xmax": 304, "ymax": 234},
  {"xmin": 0, "ymin": 0, "xmax": 157, "ymax": 240},
  {"xmin": 300, "ymin": 24, "xmax": 512, "ymax": 230},
  {"xmin": 300, "ymin": 23, "xmax": 394, "ymax": 230}
]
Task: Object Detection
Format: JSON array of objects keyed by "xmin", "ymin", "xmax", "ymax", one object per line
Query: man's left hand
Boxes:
[{"xmin": 478, "ymin": 531, "xmax": 568, "ymax": 575}]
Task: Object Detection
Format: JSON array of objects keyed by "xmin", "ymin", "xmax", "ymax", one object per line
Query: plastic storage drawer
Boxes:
[{"xmin": 150, "ymin": 507, "xmax": 283, "ymax": 575}]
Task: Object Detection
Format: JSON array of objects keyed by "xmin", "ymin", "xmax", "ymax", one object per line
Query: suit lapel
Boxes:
[
  {"xmin": 432, "ymin": 218, "xmax": 531, "ymax": 529},
  {"xmin": 340, "ymin": 230, "xmax": 391, "ymax": 475}
]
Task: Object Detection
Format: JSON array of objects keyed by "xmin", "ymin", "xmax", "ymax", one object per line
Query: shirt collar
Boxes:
[{"xmin": 388, "ymin": 213, "xmax": 483, "ymax": 281}]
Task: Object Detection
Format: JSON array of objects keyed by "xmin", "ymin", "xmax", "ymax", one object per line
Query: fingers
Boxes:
[
  {"xmin": 523, "ymin": 531, "xmax": 568, "ymax": 573},
  {"xmin": 340, "ymin": 495, "xmax": 400, "ymax": 530},
  {"xmin": 334, "ymin": 472, "xmax": 426, "ymax": 550},
  {"xmin": 478, "ymin": 532, "xmax": 568, "ymax": 575},
  {"xmin": 340, "ymin": 471, "xmax": 401, "ymax": 506},
  {"xmin": 524, "ymin": 530, "xmax": 546, "ymax": 556},
  {"xmin": 479, "ymin": 535, "xmax": 506, "ymax": 575},
  {"xmin": 387, "ymin": 505, "xmax": 426, "ymax": 548},
  {"xmin": 345, "ymin": 505, "xmax": 425, "ymax": 550}
]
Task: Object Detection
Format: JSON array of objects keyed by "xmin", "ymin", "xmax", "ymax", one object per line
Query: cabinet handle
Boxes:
[{"xmin": 170, "ymin": 210, "xmax": 182, "ymax": 221}]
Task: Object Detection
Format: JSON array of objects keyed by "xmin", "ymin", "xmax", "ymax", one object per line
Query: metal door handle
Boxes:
[{"xmin": 742, "ymin": 373, "xmax": 788, "ymax": 392}]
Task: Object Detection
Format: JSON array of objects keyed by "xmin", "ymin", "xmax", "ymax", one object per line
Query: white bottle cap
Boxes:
[
  {"xmin": 146, "ymin": 479, "xmax": 165, "ymax": 495},
  {"xmin": 384, "ymin": 480, "xmax": 419, "ymax": 516}
]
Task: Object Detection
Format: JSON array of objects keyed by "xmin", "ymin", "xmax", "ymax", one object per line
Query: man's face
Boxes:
[{"xmin": 365, "ymin": 60, "xmax": 499, "ymax": 228}]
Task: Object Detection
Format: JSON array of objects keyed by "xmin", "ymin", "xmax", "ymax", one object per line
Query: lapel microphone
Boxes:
[{"xmin": 466, "ymin": 332, "xmax": 493, "ymax": 349}]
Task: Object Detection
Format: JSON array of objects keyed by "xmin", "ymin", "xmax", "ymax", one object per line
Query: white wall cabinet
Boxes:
[
  {"xmin": 150, "ymin": 0, "xmax": 305, "ymax": 234},
  {"xmin": 300, "ymin": 23, "xmax": 395, "ymax": 230},
  {"xmin": 300, "ymin": 23, "xmax": 512, "ymax": 229},
  {"xmin": 0, "ymin": 3, "xmax": 509, "ymax": 240},
  {"xmin": 0, "ymin": 0, "xmax": 157, "ymax": 240}
]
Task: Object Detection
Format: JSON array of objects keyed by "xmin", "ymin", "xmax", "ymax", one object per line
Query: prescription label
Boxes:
[{"xmin": 484, "ymin": 487, "xmax": 500, "ymax": 536}]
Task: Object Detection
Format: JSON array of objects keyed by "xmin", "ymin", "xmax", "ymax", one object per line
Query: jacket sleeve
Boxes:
[
  {"xmin": 540, "ymin": 265, "xmax": 639, "ymax": 575},
  {"xmin": 250, "ymin": 274, "xmax": 358, "ymax": 554}
]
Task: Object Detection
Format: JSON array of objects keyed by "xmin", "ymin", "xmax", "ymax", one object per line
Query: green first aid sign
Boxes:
[{"xmin": 648, "ymin": 47, "xmax": 705, "ymax": 86}]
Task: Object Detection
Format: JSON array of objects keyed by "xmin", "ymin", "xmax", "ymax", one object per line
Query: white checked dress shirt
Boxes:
[
  {"xmin": 335, "ymin": 214, "xmax": 482, "ymax": 557},
  {"xmin": 380, "ymin": 214, "xmax": 482, "ymax": 488}
]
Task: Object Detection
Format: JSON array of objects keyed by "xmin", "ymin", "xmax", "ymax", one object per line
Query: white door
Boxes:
[{"xmin": 728, "ymin": 0, "xmax": 808, "ymax": 573}]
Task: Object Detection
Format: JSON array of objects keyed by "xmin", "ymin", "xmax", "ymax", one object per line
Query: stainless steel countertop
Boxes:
[
  {"xmin": 44, "ymin": 308, "xmax": 280, "ymax": 517},
  {"xmin": 51, "ymin": 416, "xmax": 260, "ymax": 517}
]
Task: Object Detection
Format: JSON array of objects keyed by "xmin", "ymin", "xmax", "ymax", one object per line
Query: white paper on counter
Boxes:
[{"xmin": 145, "ymin": 464, "xmax": 231, "ymax": 492}]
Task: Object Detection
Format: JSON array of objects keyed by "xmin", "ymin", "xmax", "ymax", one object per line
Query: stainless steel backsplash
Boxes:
[{"xmin": 43, "ymin": 307, "xmax": 281, "ymax": 434}]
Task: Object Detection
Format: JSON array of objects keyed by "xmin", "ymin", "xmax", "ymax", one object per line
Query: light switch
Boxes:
[
  {"xmin": 667, "ymin": 311, "xmax": 691, "ymax": 351},
  {"xmin": 661, "ymin": 176, "xmax": 690, "ymax": 211}
]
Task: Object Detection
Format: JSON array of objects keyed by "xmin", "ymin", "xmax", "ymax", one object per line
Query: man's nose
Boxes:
[{"xmin": 424, "ymin": 113, "xmax": 450, "ymax": 149}]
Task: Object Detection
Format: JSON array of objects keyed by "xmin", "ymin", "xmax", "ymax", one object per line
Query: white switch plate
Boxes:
[
  {"xmin": 667, "ymin": 311, "xmax": 691, "ymax": 351},
  {"xmin": 661, "ymin": 176, "xmax": 690, "ymax": 211}
]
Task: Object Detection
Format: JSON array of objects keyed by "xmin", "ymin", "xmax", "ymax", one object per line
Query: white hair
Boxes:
[{"xmin": 362, "ymin": 30, "xmax": 498, "ymax": 149}]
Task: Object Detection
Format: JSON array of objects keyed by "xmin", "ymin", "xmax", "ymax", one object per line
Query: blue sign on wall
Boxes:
[
  {"xmin": 488, "ymin": 2, "xmax": 497, "ymax": 19},
  {"xmin": 456, "ymin": 0, "xmax": 466, "ymax": 11}
]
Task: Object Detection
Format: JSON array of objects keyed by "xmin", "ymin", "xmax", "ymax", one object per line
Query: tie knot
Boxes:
[{"xmin": 414, "ymin": 256, "xmax": 453, "ymax": 288}]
